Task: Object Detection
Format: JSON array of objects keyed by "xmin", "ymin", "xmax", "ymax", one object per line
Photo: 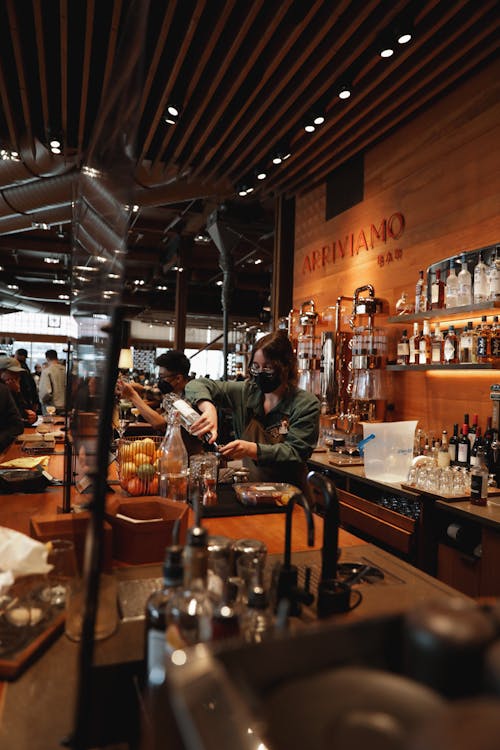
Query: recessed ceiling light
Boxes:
[
  {"xmin": 216, "ymin": 280, "xmax": 223, "ymax": 286},
  {"xmin": 380, "ymin": 46, "xmax": 394, "ymax": 58},
  {"xmin": 58, "ymin": 294, "xmax": 70, "ymax": 300},
  {"xmin": 156, "ymin": 285, "xmax": 168, "ymax": 291},
  {"xmin": 107, "ymin": 273, "xmax": 120, "ymax": 279},
  {"xmin": 7, "ymin": 284, "xmax": 19, "ymax": 290},
  {"xmin": 254, "ymin": 258, "xmax": 263, "ymax": 265},
  {"xmin": 44, "ymin": 257, "xmax": 59, "ymax": 264},
  {"xmin": 53, "ymin": 279, "xmax": 65, "ymax": 285}
]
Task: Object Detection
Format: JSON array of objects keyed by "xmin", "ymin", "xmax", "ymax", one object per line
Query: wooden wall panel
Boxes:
[{"xmin": 293, "ymin": 60, "xmax": 500, "ymax": 434}]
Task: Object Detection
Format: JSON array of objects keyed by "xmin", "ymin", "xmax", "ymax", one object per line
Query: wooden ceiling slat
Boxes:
[
  {"xmin": 162, "ymin": 0, "xmax": 237, "ymax": 169},
  {"xmin": 182, "ymin": 0, "xmax": 295, "ymax": 173},
  {"xmin": 0, "ymin": 61, "xmax": 17, "ymax": 149},
  {"xmin": 189, "ymin": 0, "xmax": 329, "ymax": 182},
  {"xmin": 100, "ymin": 0, "xmax": 123, "ymax": 103},
  {"xmin": 270, "ymin": 0, "xmax": 497, "ymax": 196},
  {"xmin": 151, "ymin": 0, "xmax": 210, "ymax": 171},
  {"xmin": 6, "ymin": 0, "xmax": 34, "ymax": 152},
  {"xmin": 167, "ymin": 0, "xmax": 266, "ymax": 174},
  {"xmin": 77, "ymin": 0, "xmax": 95, "ymax": 159},
  {"xmin": 220, "ymin": 0, "xmax": 406, "ymax": 185},
  {"xmin": 33, "ymin": 0, "xmax": 49, "ymax": 141},
  {"xmin": 285, "ymin": 26, "xmax": 500, "ymax": 197},
  {"xmin": 59, "ymin": 0, "xmax": 69, "ymax": 141},
  {"xmin": 137, "ymin": 0, "xmax": 179, "ymax": 163}
]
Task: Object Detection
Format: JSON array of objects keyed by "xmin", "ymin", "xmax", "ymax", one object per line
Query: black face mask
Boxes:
[
  {"xmin": 158, "ymin": 378, "xmax": 174, "ymax": 394},
  {"xmin": 253, "ymin": 372, "xmax": 281, "ymax": 394}
]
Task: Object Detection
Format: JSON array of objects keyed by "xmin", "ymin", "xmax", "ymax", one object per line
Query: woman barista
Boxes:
[{"xmin": 185, "ymin": 330, "xmax": 320, "ymax": 492}]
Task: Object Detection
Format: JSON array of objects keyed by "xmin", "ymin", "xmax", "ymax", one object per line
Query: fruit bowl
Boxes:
[{"xmin": 116, "ymin": 436, "xmax": 163, "ymax": 496}]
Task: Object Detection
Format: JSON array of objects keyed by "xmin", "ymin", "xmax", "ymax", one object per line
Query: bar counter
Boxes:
[{"xmin": 0, "ymin": 438, "xmax": 482, "ymax": 748}]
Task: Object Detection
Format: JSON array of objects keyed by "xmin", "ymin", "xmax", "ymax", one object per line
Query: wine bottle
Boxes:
[
  {"xmin": 469, "ymin": 427, "xmax": 483, "ymax": 467},
  {"xmin": 448, "ymin": 423, "xmax": 459, "ymax": 465},
  {"xmin": 457, "ymin": 423, "xmax": 471, "ymax": 467},
  {"xmin": 437, "ymin": 430, "xmax": 451, "ymax": 468}
]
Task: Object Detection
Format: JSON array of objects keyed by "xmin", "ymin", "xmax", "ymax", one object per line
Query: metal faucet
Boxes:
[
  {"xmin": 307, "ymin": 471, "xmax": 339, "ymax": 582},
  {"xmin": 272, "ymin": 491, "xmax": 315, "ymax": 616}
]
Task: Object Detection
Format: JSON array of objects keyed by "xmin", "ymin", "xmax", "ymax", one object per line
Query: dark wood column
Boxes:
[{"xmin": 272, "ymin": 194, "xmax": 295, "ymax": 329}]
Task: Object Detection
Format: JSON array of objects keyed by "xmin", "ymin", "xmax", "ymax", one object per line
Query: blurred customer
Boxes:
[
  {"xmin": 33, "ymin": 363, "xmax": 42, "ymax": 388},
  {"xmin": 0, "ymin": 379, "xmax": 24, "ymax": 452},
  {"xmin": 0, "ymin": 356, "xmax": 37, "ymax": 427},
  {"xmin": 14, "ymin": 348, "xmax": 41, "ymax": 414},
  {"xmin": 39, "ymin": 349, "xmax": 67, "ymax": 415}
]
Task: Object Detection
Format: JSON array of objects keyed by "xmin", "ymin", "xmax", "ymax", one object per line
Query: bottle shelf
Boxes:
[
  {"xmin": 388, "ymin": 301, "xmax": 500, "ymax": 325},
  {"xmin": 387, "ymin": 363, "xmax": 499, "ymax": 371}
]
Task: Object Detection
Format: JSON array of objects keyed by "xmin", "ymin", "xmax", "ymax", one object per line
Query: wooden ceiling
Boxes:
[{"xmin": 0, "ymin": 0, "xmax": 498, "ymax": 322}]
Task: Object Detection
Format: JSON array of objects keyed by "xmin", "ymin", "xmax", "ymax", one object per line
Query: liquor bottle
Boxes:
[
  {"xmin": 409, "ymin": 322, "xmax": 420, "ymax": 365},
  {"xmin": 431, "ymin": 323, "xmax": 443, "ymax": 364},
  {"xmin": 483, "ymin": 416, "xmax": 494, "ymax": 472},
  {"xmin": 159, "ymin": 410, "xmax": 189, "ymax": 502},
  {"xmin": 488, "ymin": 247, "xmax": 500, "ymax": 302},
  {"xmin": 457, "ymin": 254, "xmax": 472, "ymax": 306},
  {"xmin": 211, "ymin": 581, "xmax": 241, "ymax": 641},
  {"xmin": 473, "ymin": 252, "xmax": 489, "ymax": 303},
  {"xmin": 415, "ymin": 270, "xmax": 426, "ymax": 314},
  {"xmin": 145, "ymin": 545, "xmax": 184, "ymax": 686},
  {"xmin": 448, "ymin": 423, "xmax": 459, "ymax": 465},
  {"xmin": 242, "ymin": 586, "xmax": 274, "ymax": 643},
  {"xmin": 459, "ymin": 323, "xmax": 474, "ymax": 364},
  {"xmin": 418, "ymin": 320, "xmax": 432, "ymax": 364},
  {"xmin": 443, "ymin": 326, "xmax": 459, "ymax": 364},
  {"xmin": 445, "ymin": 261, "xmax": 459, "ymax": 309},
  {"xmin": 457, "ymin": 423, "xmax": 471, "ymax": 468},
  {"xmin": 476, "ymin": 315, "xmax": 492, "ymax": 364},
  {"xmin": 166, "ymin": 521, "xmax": 213, "ymax": 652},
  {"xmin": 430, "ymin": 268, "xmax": 445, "ymax": 309},
  {"xmin": 437, "ymin": 430, "xmax": 451, "ymax": 468},
  {"xmin": 470, "ymin": 447, "xmax": 489, "ymax": 506},
  {"xmin": 469, "ymin": 427, "xmax": 483, "ymax": 467},
  {"xmin": 491, "ymin": 316, "xmax": 500, "ymax": 361},
  {"xmin": 396, "ymin": 329, "xmax": 410, "ymax": 365},
  {"xmin": 162, "ymin": 391, "xmax": 219, "ymax": 450}
]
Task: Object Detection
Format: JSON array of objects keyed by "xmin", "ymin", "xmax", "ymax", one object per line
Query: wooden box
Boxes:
[
  {"xmin": 29, "ymin": 512, "xmax": 113, "ymax": 573},
  {"xmin": 105, "ymin": 496, "xmax": 189, "ymax": 564}
]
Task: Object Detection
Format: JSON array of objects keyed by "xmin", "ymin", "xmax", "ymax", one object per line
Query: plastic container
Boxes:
[
  {"xmin": 361, "ymin": 421, "xmax": 417, "ymax": 483},
  {"xmin": 233, "ymin": 483, "xmax": 299, "ymax": 506}
]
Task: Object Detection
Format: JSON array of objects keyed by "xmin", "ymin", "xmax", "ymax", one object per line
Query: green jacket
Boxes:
[{"xmin": 185, "ymin": 378, "xmax": 320, "ymax": 477}]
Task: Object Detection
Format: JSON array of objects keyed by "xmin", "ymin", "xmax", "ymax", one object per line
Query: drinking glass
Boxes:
[
  {"xmin": 40, "ymin": 539, "xmax": 78, "ymax": 607},
  {"xmin": 189, "ymin": 454, "xmax": 219, "ymax": 507},
  {"xmin": 65, "ymin": 573, "xmax": 119, "ymax": 642}
]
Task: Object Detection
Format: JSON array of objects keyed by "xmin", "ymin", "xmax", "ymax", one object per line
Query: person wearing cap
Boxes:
[
  {"xmin": 0, "ymin": 355, "xmax": 36, "ymax": 430},
  {"xmin": 14, "ymin": 348, "xmax": 41, "ymax": 414},
  {"xmin": 39, "ymin": 349, "xmax": 67, "ymax": 415}
]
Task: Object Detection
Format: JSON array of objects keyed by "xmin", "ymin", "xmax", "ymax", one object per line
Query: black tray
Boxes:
[{"xmin": 189, "ymin": 483, "xmax": 288, "ymax": 518}]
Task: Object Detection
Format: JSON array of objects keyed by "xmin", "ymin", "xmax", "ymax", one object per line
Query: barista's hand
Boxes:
[
  {"xmin": 25, "ymin": 409, "xmax": 37, "ymax": 425},
  {"xmin": 189, "ymin": 401, "xmax": 218, "ymax": 443},
  {"xmin": 116, "ymin": 380, "xmax": 136, "ymax": 400},
  {"xmin": 218, "ymin": 440, "xmax": 258, "ymax": 461}
]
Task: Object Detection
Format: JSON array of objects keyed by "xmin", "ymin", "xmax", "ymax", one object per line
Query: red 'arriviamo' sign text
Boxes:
[{"xmin": 302, "ymin": 213, "xmax": 405, "ymax": 274}]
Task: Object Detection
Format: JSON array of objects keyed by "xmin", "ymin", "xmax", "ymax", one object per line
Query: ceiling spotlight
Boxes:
[
  {"xmin": 237, "ymin": 182, "xmax": 254, "ymax": 197},
  {"xmin": 255, "ymin": 168, "xmax": 267, "ymax": 181},
  {"xmin": 58, "ymin": 294, "xmax": 70, "ymax": 300},
  {"xmin": 107, "ymin": 272, "xmax": 120, "ymax": 279},
  {"xmin": 7, "ymin": 284, "xmax": 19, "ymax": 290},
  {"xmin": 272, "ymin": 144, "xmax": 291, "ymax": 164},
  {"xmin": 156, "ymin": 284, "xmax": 168, "ymax": 291},
  {"xmin": 163, "ymin": 103, "xmax": 182, "ymax": 125},
  {"xmin": 134, "ymin": 279, "xmax": 145, "ymax": 286},
  {"xmin": 254, "ymin": 258, "xmax": 263, "ymax": 265},
  {"xmin": 48, "ymin": 134, "xmax": 63, "ymax": 154},
  {"xmin": 216, "ymin": 280, "xmax": 223, "ymax": 286},
  {"xmin": 395, "ymin": 20, "xmax": 413, "ymax": 45},
  {"xmin": 44, "ymin": 257, "xmax": 60, "ymax": 264},
  {"xmin": 338, "ymin": 84, "xmax": 352, "ymax": 100},
  {"xmin": 53, "ymin": 279, "xmax": 66, "ymax": 285}
]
